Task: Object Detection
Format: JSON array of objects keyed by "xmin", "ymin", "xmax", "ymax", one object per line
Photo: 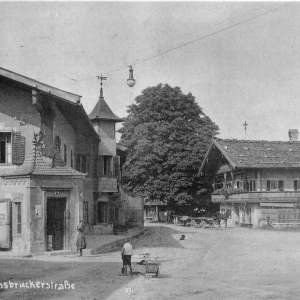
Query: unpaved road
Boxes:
[{"xmin": 1, "ymin": 223, "xmax": 300, "ymax": 300}]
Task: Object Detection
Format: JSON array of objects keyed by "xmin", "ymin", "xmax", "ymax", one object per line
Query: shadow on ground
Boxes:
[{"xmin": 0, "ymin": 258, "xmax": 147, "ymax": 300}]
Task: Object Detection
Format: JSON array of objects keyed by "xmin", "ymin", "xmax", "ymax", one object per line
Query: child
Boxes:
[
  {"xmin": 121, "ymin": 242, "xmax": 133, "ymax": 275},
  {"xmin": 76, "ymin": 220, "xmax": 86, "ymax": 256}
]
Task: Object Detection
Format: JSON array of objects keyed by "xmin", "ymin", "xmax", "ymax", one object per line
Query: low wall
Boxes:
[{"xmin": 85, "ymin": 224, "xmax": 113, "ymax": 235}]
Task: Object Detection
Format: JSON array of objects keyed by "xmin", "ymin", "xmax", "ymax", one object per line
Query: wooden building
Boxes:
[{"xmin": 199, "ymin": 131, "xmax": 300, "ymax": 228}]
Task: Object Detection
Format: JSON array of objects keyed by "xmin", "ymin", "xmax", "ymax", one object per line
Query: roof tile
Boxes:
[{"xmin": 215, "ymin": 138, "xmax": 300, "ymax": 168}]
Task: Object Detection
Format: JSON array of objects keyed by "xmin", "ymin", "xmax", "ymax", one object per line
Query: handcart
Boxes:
[{"xmin": 145, "ymin": 259, "xmax": 161, "ymax": 278}]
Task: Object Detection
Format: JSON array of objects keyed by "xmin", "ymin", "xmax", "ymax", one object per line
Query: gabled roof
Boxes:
[
  {"xmin": 0, "ymin": 67, "xmax": 81, "ymax": 103},
  {"xmin": 89, "ymin": 97, "xmax": 123, "ymax": 122},
  {"xmin": 0, "ymin": 67, "xmax": 100, "ymax": 141},
  {"xmin": 200, "ymin": 138, "xmax": 300, "ymax": 173},
  {"xmin": 3, "ymin": 148, "xmax": 85, "ymax": 177}
]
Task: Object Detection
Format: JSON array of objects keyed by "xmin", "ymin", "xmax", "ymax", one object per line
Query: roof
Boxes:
[
  {"xmin": 3, "ymin": 148, "xmax": 86, "ymax": 177},
  {"xmin": 0, "ymin": 67, "xmax": 99, "ymax": 141},
  {"xmin": 116, "ymin": 143, "xmax": 127, "ymax": 152},
  {"xmin": 200, "ymin": 138, "xmax": 300, "ymax": 172},
  {"xmin": 89, "ymin": 96, "xmax": 123, "ymax": 122},
  {"xmin": 0, "ymin": 67, "xmax": 81, "ymax": 103}
]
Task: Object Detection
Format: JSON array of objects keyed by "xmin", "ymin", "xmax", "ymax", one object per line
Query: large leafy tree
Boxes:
[{"xmin": 119, "ymin": 84, "xmax": 219, "ymax": 213}]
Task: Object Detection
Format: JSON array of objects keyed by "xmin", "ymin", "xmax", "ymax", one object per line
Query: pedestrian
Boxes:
[
  {"xmin": 121, "ymin": 241, "xmax": 133, "ymax": 275},
  {"xmin": 76, "ymin": 220, "xmax": 86, "ymax": 256}
]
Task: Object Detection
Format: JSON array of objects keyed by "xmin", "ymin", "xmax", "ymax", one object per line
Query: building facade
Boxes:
[
  {"xmin": 199, "ymin": 130, "xmax": 300, "ymax": 228},
  {"xmin": 0, "ymin": 67, "xmax": 99, "ymax": 253}
]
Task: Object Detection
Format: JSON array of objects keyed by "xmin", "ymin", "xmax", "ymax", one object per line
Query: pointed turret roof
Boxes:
[{"xmin": 89, "ymin": 96, "xmax": 123, "ymax": 122}]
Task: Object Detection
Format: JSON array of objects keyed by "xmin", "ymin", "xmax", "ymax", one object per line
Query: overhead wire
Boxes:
[{"xmin": 63, "ymin": 1, "xmax": 296, "ymax": 88}]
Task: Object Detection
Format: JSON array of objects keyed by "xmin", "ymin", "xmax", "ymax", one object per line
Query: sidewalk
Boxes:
[{"xmin": 0, "ymin": 227, "xmax": 147, "ymax": 259}]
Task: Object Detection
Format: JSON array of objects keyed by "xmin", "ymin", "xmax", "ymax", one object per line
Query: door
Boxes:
[
  {"xmin": 240, "ymin": 205, "xmax": 245, "ymax": 223},
  {"xmin": 97, "ymin": 202, "xmax": 108, "ymax": 223},
  {"xmin": 47, "ymin": 198, "xmax": 66, "ymax": 251},
  {"xmin": 0, "ymin": 199, "xmax": 11, "ymax": 248}
]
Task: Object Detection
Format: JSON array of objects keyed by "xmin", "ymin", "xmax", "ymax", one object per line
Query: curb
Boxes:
[{"xmin": 89, "ymin": 230, "xmax": 148, "ymax": 255}]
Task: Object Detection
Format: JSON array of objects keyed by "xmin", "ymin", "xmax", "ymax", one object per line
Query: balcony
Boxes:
[
  {"xmin": 212, "ymin": 179, "xmax": 300, "ymax": 203},
  {"xmin": 98, "ymin": 177, "xmax": 118, "ymax": 193}
]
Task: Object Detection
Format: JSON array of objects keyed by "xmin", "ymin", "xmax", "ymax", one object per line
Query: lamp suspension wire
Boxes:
[{"xmin": 65, "ymin": 1, "xmax": 295, "ymax": 87}]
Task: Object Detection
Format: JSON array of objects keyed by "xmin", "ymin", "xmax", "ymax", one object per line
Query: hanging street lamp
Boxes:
[{"xmin": 127, "ymin": 65, "xmax": 136, "ymax": 87}]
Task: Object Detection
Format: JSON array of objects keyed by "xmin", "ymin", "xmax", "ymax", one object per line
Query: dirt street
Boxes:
[{"xmin": 1, "ymin": 223, "xmax": 300, "ymax": 300}]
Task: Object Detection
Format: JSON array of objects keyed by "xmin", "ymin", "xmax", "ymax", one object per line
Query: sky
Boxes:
[{"xmin": 1, "ymin": 1, "xmax": 300, "ymax": 142}]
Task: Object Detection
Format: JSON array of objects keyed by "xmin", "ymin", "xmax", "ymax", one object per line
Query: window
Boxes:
[
  {"xmin": 97, "ymin": 202, "xmax": 108, "ymax": 223},
  {"xmin": 104, "ymin": 156, "xmax": 112, "ymax": 177},
  {"xmin": 0, "ymin": 132, "xmax": 25, "ymax": 165},
  {"xmin": 278, "ymin": 180, "xmax": 284, "ymax": 191},
  {"xmin": 0, "ymin": 132, "xmax": 12, "ymax": 163},
  {"xmin": 76, "ymin": 154, "xmax": 90, "ymax": 174},
  {"xmin": 267, "ymin": 180, "xmax": 278, "ymax": 191},
  {"xmin": 64, "ymin": 144, "xmax": 67, "ymax": 163},
  {"xmin": 83, "ymin": 202, "xmax": 88, "ymax": 224},
  {"xmin": 294, "ymin": 180, "xmax": 300, "ymax": 191},
  {"xmin": 249, "ymin": 180, "xmax": 256, "ymax": 192}
]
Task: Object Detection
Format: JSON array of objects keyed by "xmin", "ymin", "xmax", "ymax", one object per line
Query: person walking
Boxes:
[
  {"xmin": 121, "ymin": 242, "xmax": 133, "ymax": 275},
  {"xmin": 76, "ymin": 220, "xmax": 86, "ymax": 256}
]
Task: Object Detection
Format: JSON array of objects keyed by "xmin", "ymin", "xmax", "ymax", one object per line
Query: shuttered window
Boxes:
[
  {"xmin": 278, "ymin": 180, "xmax": 284, "ymax": 191},
  {"xmin": 76, "ymin": 154, "xmax": 90, "ymax": 174},
  {"xmin": 0, "ymin": 132, "xmax": 25, "ymax": 165}
]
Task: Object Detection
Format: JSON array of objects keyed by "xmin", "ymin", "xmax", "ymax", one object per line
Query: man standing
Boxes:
[{"xmin": 121, "ymin": 242, "xmax": 133, "ymax": 275}]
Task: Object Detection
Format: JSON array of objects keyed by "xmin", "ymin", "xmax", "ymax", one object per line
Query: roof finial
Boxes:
[
  {"xmin": 97, "ymin": 75, "xmax": 107, "ymax": 99},
  {"xmin": 243, "ymin": 121, "xmax": 248, "ymax": 139}
]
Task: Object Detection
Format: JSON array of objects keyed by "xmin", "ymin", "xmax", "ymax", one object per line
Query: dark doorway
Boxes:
[
  {"xmin": 47, "ymin": 198, "xmax": 66, "ymax": 251},
  {"xmin": 97, "ymin": 202, "xmax": 108, "ymax": 223}
]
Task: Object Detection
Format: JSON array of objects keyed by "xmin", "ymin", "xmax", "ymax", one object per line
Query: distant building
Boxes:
[
  {"xmin": 144, "ymin": 199, "xmax": 168, "ymax": 222},
  {"xmin": 199, "ymin": 130, "xmax": 300, "ymax": 228}
]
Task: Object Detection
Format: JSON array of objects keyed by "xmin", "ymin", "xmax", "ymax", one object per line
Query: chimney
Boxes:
[{"xmin": 289, "ymin": 129, "xmax": 299, "ymax": 142}]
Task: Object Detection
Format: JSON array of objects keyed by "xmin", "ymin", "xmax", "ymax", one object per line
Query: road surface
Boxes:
[{"xmin": 1, "ymin": 223, "xmax": 300, "ymax": 299}]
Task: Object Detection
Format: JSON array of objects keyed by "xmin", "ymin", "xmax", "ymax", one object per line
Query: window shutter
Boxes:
[
  {"xmin": 76, "ymin": 155, "xmax": 81, "ymax": 172},
  {"xmin": 12, "ymin": 132, "xmax": 25, "ymax": 165},
  {"xmin": 295, "ymin": 180, "xmax": 298, "ymax": 191},
  {"xmin": 267, "ymin": 181, "xmax": 270, "ymax": 191},
  {"xmin": 97, "ymin": 156, "xmax": 104, "ymax": 177},
  {"xmin": 114, "ymin": 156, "xmax": 120, "ymax": 180},
  {"xmin": 278, "ymin": 180, "xmax": 284, "ymax": 191},
  {"xmin": 86, "ymin": 155, "xmax": 90, "ymax": 175},
  {"xmin": 253, "ymin": 180, "xmax": 256, "ymax": 192}
]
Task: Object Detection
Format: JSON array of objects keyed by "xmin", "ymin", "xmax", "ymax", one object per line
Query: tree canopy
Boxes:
[{"xmin": 119, "ymin": 83, "xmax": 219, "ymax": 213}]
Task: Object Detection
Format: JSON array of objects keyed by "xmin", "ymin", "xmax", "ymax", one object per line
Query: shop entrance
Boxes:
[{"xmin": 47, "ymin": 198, "xmax": 66, "ymax": 251}]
